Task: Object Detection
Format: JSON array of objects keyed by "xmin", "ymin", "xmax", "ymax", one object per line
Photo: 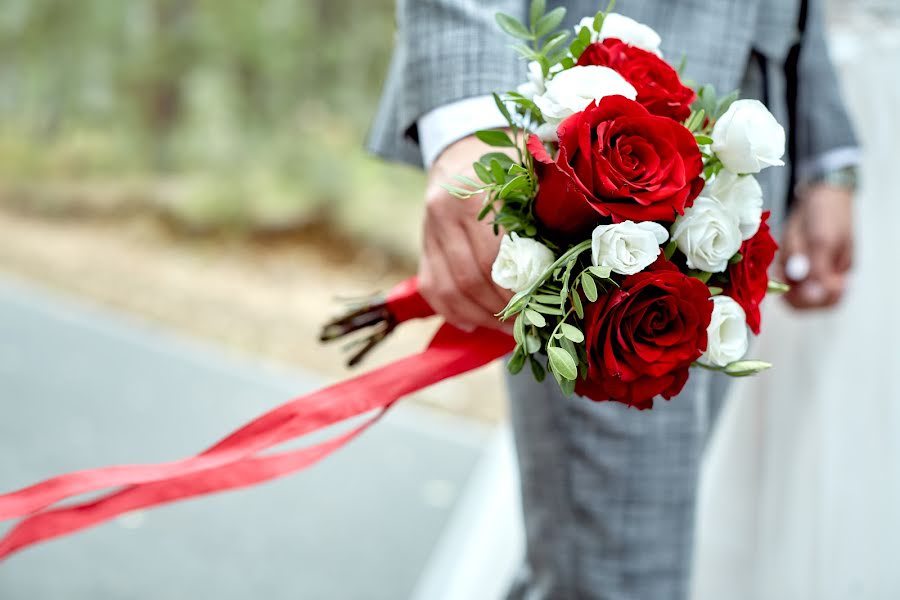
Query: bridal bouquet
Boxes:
[
  {"xmin": 0, "ymin": 2, "xmax": 791, "ymax": 561},
  {"xmin": 464, "ymin": 3, "xmax": 786, "ymax": 408},
  {"xmin": 332, "ymin": 2, "xmax": 787, "ymax": 409}
]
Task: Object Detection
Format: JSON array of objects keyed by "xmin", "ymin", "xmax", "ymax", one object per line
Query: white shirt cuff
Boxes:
[{"xmin": 417, "ymin": 95, "xmax": 508, "ymax": 169}]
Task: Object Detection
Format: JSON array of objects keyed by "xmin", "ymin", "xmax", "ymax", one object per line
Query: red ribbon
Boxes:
[{"xmin": 0, "ymin": 278, "xmax": 515, "ymax": 560}]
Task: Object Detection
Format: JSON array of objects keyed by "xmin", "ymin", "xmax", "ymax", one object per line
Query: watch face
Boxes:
[{"xmin": 821, "ymin": 166, "xmax": 859, "ymax": 191}]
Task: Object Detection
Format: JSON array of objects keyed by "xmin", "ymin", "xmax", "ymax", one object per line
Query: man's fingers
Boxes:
[
  {"xmin": 421, "ymin": 231, "xmax": 487, "ymax": 331},
  {"xmin": 461, "ymin": 220, "xmax": 514, "ymax": 310},
  {"xmin": 436, "ymin": 221, "xmax": 509, "ymax": 317},
  {"xmin": 419, "ymin": 262, "xmax": 487, "ymax": 332}
]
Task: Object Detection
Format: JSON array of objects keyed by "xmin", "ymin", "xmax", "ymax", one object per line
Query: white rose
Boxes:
[
  {"xmin": 533, "ymin": 66, "xmax": 637, "ymax": 128},
  {"xmin": 491, "ymin": 232, "xmax": 556, "ymax": 293},
  {"xmin": 671, "ymin": 197, "xmax": 743, "ymax": 273},
  {"xmin": 591, "ymin": 221, "xmax": 669, "ymax": 275},
  {"xmin": 577, "ymin": 13, "xmax": 663, "ymax": 56},
  {"xmin": 705, "ymin": 171, "xmax": 763, "ymax": 240},
  {"xmin": 711, "ymin": 99, "xmax": 786, "ymax": 174},
  {"xmin": 703, "ymin": 296, "xmax": 750, "ymax": 367},
  {"xmin": 516, "ymin": 61, "xmax": 545, "ymax": 100}
]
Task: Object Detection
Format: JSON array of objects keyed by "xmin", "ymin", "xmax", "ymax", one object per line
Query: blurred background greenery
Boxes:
[{"xmin": 0, "ymin": 0, "xmax": 425, "ymax": 259}]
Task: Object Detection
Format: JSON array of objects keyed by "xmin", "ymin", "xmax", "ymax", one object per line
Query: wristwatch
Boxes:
[{"xmin": 810, "ymin": 165, "xmax": 859, "ymax": 192}]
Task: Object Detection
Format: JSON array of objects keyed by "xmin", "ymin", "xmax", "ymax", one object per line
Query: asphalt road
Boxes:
[{"xmin": 0, "ymin": 275, "xmax": 489, "ymax": 600}]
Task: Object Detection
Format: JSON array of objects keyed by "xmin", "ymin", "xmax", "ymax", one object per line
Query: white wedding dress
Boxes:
[{"xmin": 691, "ymin": 7, "xmax": 900, "ymax": 600}]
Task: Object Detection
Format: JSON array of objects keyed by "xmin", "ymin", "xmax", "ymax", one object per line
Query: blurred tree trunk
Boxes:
[{"xmin": 140, "ymin": 0, "xmax": 193, "ymax": 170}]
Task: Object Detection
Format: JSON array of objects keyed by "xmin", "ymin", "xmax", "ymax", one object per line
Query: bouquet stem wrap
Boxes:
[{"xmin": 0, "ymin": 277, "xmax": 514, "ymax": 560}]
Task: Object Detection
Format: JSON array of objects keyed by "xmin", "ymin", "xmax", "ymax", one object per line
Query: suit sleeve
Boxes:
[
  {"xmin": 367, "ymin": 0, "xmax": 527, "ymax": 167},
  {"xmin": 792, "ymin": 0, "xmax": 859, "ymax": 182}
]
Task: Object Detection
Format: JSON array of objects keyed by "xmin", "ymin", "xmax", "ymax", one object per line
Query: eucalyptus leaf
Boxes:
[
  {"xmin": 529, "ymin": 303, "xmax": 563, "ymax": 316},
  {"xmin": 529, "ymin": 355, "xmax": 547, "ymax": 382},
  {"xmin": 535, "ymin": 7, "xmax": 566, "ymax": 38},
  {"xmin": 581, "ymin": 274, "xmax": 599, "ymax": 302},
  {"xmin": 479, "ymin": 152, "xmax": 515, "ymax": 170},
  {"xmin": 530, "ymin": 0, "xmax": 546, "ymax": 28},
  {"xmin": 489, "ymin": 159, "xmax": 507, "ymax": 185},
  {"xmin": 496, "ymin": 13, "xmax": 533, "ymax": 40},
  {"xmin": 588, "ymin": 265, "xmax": 612, "ymax": 279},
  {"xmin": 499, "ymin": 175, "xmax": 529, "ymax": 199},
  {"xmin": 524, "ymin": 308, "xmax": 546, "ymax": 328},
  {"xmin": 507, "ymin": 347, "xmax": 527, "ymax": 374},
  {"xmin": 513, "ymin": 312, "xmax": 527, "ymax": 345},
  {"xmin": 492, "ymin": 93, "xmax": 514, "ymax": 128},
  {"xmin": 542, "ymin": 31, "xmax": 570, "ymax": 55},
  {"xmin": 548, "ymin": 346, "xmax": 578, "ymax": 380},
  {"xmin": 572, "ymin": 290, "xmax": 584, "ymax": 319},
  {"xmin": 559, "ymin": 323, "xmax": 585, "ymax": 343},
  {"xmin": 724, "ymin": 360, "xmax": 772, "ymax": 377},
  {"xmin": 767, "ymin": 280, "xmax": 790, "ymax": 294},
  {"xmin": 525, "ymin": 334, "xmax": 542, "ymax": 354},
  {"xmin": 473, "ymin": 161, "xmax": 492, "ymax": 184},
  {"xmin": 475, "ymin": 129, "xmax": 515, "ymax": 148}
]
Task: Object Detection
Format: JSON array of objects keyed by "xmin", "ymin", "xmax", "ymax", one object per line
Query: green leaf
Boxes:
[
  {"xmin": 577, "ymin": 25, "xmax": 591, "ymax": 45},
  {"xmin": 529, "ymin": 303, "xmax": 563, "ymax": 316},
  {"xmin": 475, "ymin": 129, "xmax": 515, "ymax": 148},
  {"xmin": 767, "ymin": 280, "xmax": 790, "ymax": 294},
  {"xmin": 501, "ymin": 291, "xmax": 529, "ymax": 317},
  {"xmin": 664, "ymin": 240, "xmax": 678, "ymax": 260},
  {"xmin": 561, "ymin": 56, "xmax": 576, "ymax": 69},
  {"xmin": 529, "ymin": 0, "xmax": 546, "ymax": 28},
  {"xmin": 729, "ymin": 252, "xmax": 743, "ymax": 265},
  {"xmin": 541, "ymin": 31, "xmax": 570, "ymax": 55},
  {"xmin": 535, "ymin": 7, "xmax": 566, "ymax": 38},
  {"xmin": 559, "ymin": 323, "xmax": 585, "ymax": 343},
  {"xmin": 588, "ymin": 265, "xmax": 612, "ymax": 279},
  {"xmin": 558, "ymin": 375, "xmax": 576, "ymax": 396},
  {"xmin": 581, "ymin": 274, "xmax": 599, "ymax": 302},
  {"xmin": 490, "ymin": 159, "xmax": 507, "ymax": 185},
  {"xmin": 479, "ymin": 152, "xmax": 515, "ymax": 170},
  {"xmin": 440, "ymin": 183, "xmax": 474, "ymax": 198},
  {"xmin": 513, "ymin": 312, "xmax": 527, "ymax": 345},
  {"xmin": 605, "ymin": 0, "xmax": 617, "ymax": 13},
  {"xmin": 708, "ymin": 286, "xmax": 724, "ymax": 296},
  {"xmin": 529, "ymin": 355, "xmax": 546, "ymax": 382},
  {"xmin": 492, "ymin": 93, "xmax": 514, "ymax": 129},
  {"xmin": 499, "ymin": 175, "xmax": 529, "ymax": 199},
  {"xmin": 496, "ymin": 13, "xmax": 533, "ymax": 40},
  {"xmin": 524, "ymin": 308, "xmax": 546, "ymax": 328},
  {"xmin": 572, "ymin": 289, "xmax": 584, "ymax": 319},
  {"xmin": 548, "ymin": 346, "xmax": 578, "ymax": 380},
  {"xmin": 593, "ymin": 10, "xmax": 605, "ymax": 32},
  {"xmin": 473, "ymin": 161, "xmax": 492, "ymax": 184},
  {"xmin": 532, "ymin": 293, "xmax": 563, "ymax": 304},
  {"xmin": 525, "ymin": 334, "xmax": 542, "ymax": 354},
  {"xmin": 694, "ymin": 135, "xmax": 713, "ymax": 145},
  {"xmin": 453, "ymin": 174, "xmax": 481, "ymax": 188},
  {"xmin": 724, "ymin": 360, "xmax": 772, "ymax": 377},
  {"xmin": 507, "ymin": 347, "xmax": 527, "ymax": 374}
]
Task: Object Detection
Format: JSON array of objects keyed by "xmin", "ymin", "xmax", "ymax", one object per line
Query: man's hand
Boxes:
[
  {"xmin": 778, "ymin": 183, "xmax": 854, "ymax": 310},
  {"xmin": 420, "ymin": 135, "xmax": 514, "ymax": 332}
]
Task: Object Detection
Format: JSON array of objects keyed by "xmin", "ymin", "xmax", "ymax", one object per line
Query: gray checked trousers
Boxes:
[{"xmin": 504, "ymin": 368, "xmax": 729, "ymax": 600}]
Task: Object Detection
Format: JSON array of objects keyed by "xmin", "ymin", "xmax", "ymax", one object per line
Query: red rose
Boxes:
[
  {"xmin": 528, "ymin": 95, "xmax": 704, "ymax": 236},
  {"xmin": 575, "ymin": 257, "xmax": 712, "ymax": 409},
  {"xmin": 724, "ymin": 211, "xmax": 778, "ymax": 334},
  {"xmin": 577, "ymin": 38, "xmax": 696, "ymax": 122}
]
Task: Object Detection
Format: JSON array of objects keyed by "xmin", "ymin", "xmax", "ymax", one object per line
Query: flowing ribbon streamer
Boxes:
[{"xmin": 0, "ymin": 278, "xmax": 515, "ymax": 560}]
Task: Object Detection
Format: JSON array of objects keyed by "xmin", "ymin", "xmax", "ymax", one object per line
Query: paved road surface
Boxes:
[{"xmin": 0, "ymin": 275, "xmax": 489, "ymax": 600}]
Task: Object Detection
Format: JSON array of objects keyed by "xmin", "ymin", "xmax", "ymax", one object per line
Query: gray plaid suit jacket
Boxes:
[{"xmin": 369, "ymin": 2, "xmax": 857, "ymax": 599}]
